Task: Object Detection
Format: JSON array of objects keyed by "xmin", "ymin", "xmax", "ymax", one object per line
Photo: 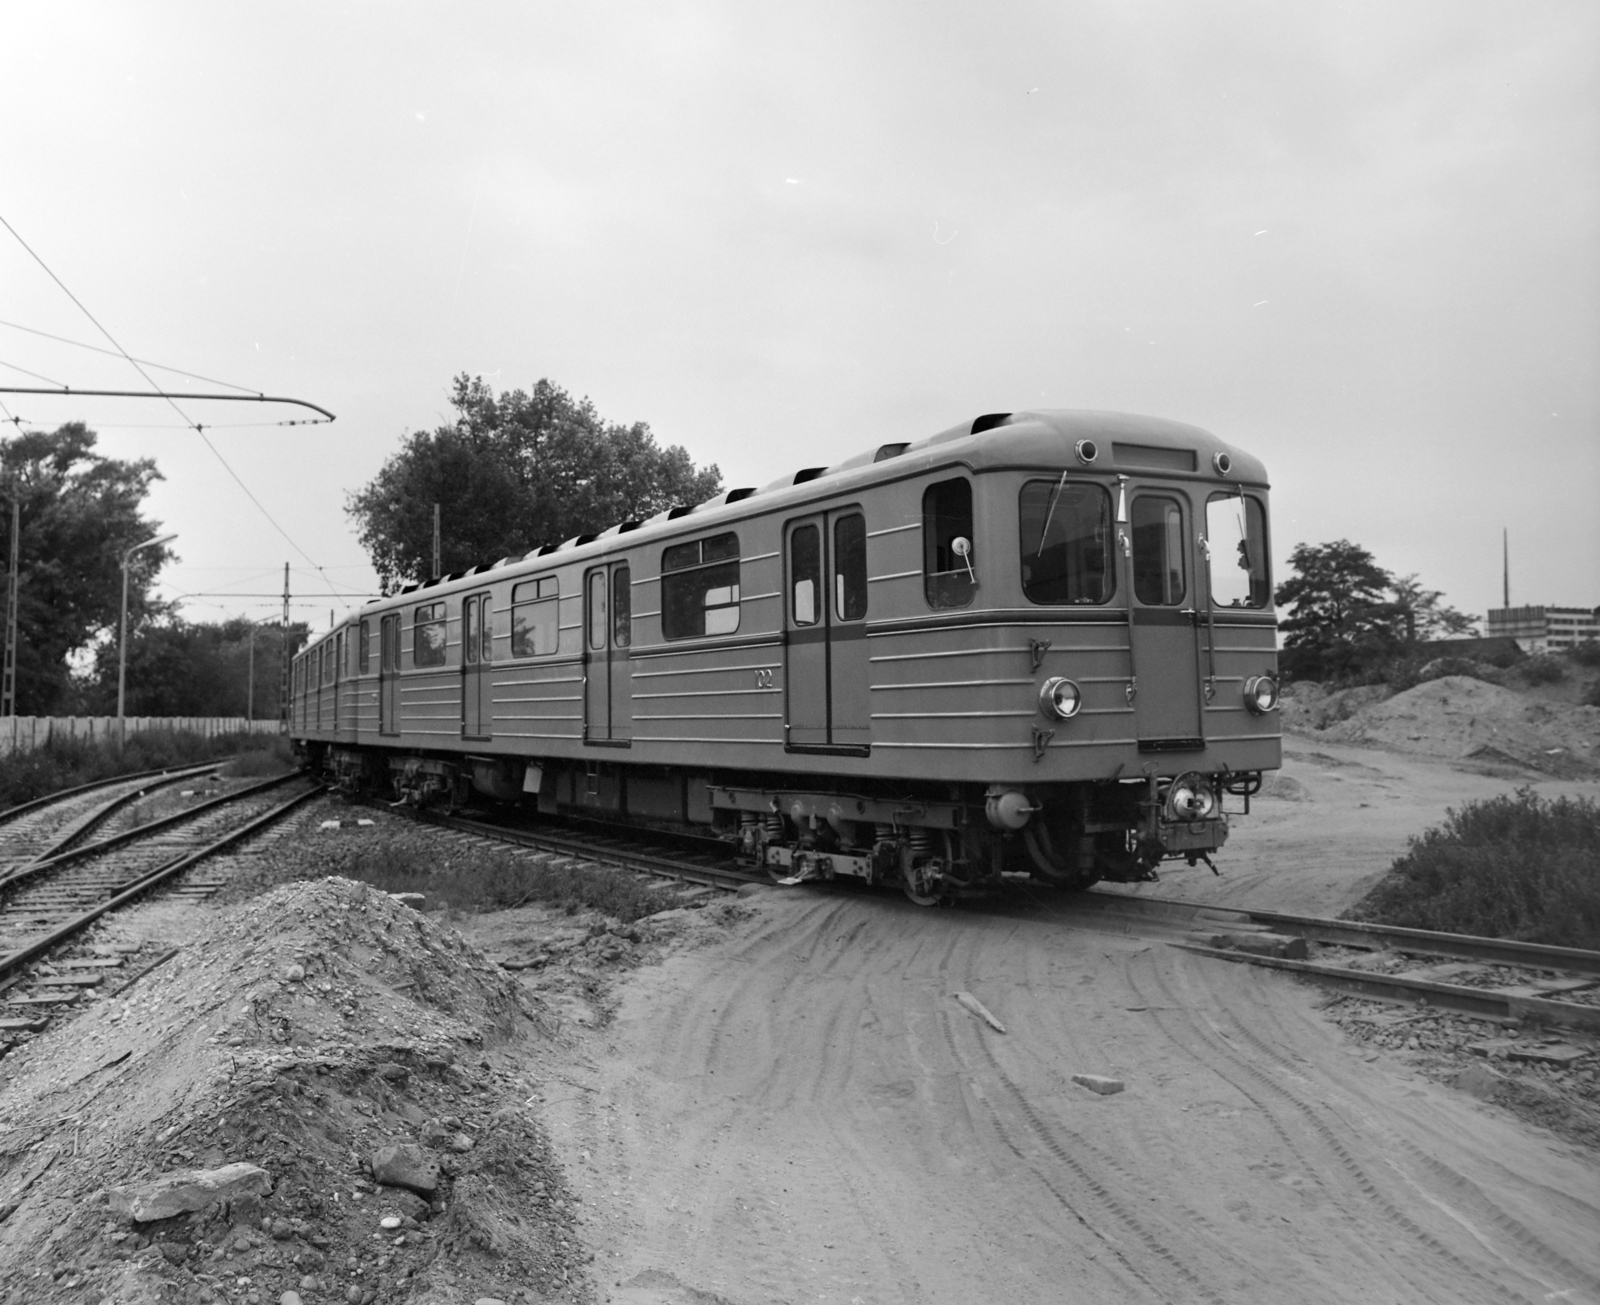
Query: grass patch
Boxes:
[
  {"xmin": 331, "ymin": 833, "xmax": 681, "ymax": 923},
  {"xmin": 0, "ymin": 729, "xmax": 291, "ymax": 810},
  {"xmin": 218, "ymin": 737, "xmax": 296, "ymax": 777},
  {"xmin": 1347, "ymin": 788, "xmax": 1600, "ymax": 948}
]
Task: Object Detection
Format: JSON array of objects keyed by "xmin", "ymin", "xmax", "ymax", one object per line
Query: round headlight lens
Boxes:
[
  {"xmin": 1244, "ymin": 675, "xmax": 1280, "ymax": 714},
  {"xmin": 1038, "ymin": 676, "xmax": 1082, "ymax": 720},
  {"xmin": 1166, "ymin": 772, "xmax": 1218, "ymax": 820}
]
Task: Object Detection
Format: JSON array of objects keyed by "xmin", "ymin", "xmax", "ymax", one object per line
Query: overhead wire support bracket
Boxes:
[{"xmin": 0, "ymin": 386, "xmax": 335, "ymax": 422}]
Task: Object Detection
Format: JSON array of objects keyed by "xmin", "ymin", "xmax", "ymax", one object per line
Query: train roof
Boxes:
[{"xmin": 316, "ymin": 408, "xmax": 1268, "ymax": 640}]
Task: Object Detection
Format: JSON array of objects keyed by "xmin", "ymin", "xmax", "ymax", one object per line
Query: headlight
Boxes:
[
  {"xmin": 1166, "ymin": 772, "xmax": 1217, "ymax": 821},
  {"xmin": 1244, "ymin": 675, "xmax": 1279, "ymax": 714},
  {"xmin": 1037, "ymin": 676, "xmax": 1082, "ymax": 720}
]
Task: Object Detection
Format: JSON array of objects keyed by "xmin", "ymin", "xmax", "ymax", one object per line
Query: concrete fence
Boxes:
[{"xmin": 0, "ymin": 716, "xmax": 283, "ymax": 756}]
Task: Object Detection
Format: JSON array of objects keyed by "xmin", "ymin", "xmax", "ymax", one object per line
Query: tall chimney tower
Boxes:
[{"xmin": 1502, "ymin": 528, "xmax": 1510, "ymax": 609}]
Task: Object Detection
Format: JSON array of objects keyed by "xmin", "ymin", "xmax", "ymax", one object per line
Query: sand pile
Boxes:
[
  {"xmin": 1304, "ymin": 676, "xmax": 1600, "ymax": 776},
  {"xmin": 0, "ymin": 877, "xmax": 588, "ymax": 1305}
]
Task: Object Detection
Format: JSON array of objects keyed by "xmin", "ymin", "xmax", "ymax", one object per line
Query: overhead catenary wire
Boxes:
[
  {"xmin": 0, "ymin": 209, "xmax": 352, "ymax": 614},
  {"xmin": 0, "ymin": 318, "xmax": 265, "ymax": 394}
]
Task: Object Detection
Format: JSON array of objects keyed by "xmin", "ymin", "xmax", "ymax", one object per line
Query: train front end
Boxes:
[{"xmin": 972, "ymin": 412, "xmax": 1280, "ymax": 888}]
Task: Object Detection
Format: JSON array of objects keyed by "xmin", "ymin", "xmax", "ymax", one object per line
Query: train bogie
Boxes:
[{"xmin": 293, "ymin": 409, "xmax": 1281, "ymax": 903}]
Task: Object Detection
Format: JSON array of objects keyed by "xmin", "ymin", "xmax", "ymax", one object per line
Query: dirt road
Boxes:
[
  {"xmin": 525, "ymin": 743, "xmax": 1600, "ymax": 1304},
  {"xmin": 535, "ymin": 888, "xmax": 1596, "ymax": 1305}
]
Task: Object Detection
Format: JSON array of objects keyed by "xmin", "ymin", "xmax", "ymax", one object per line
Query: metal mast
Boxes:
[
  {"xmin": 279, "ymin": 562, "xmax": 290, "ymax": 734},
  {"xmin": 2, "ymin": 494, "xmax": 17, "ymax": 717}
]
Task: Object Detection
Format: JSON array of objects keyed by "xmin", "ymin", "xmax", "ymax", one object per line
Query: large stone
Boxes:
[
  {"xmin": 1070, "ymin": 1073, "xmax": 1126, "ymax": 1096},
  {"xmin": 370, "ymin": 1143, "xmax": 440, "ymax": 1195},
  {"xmin": 108, "ymin": 1163, "xmax": 272, "ymax": 1223},
  {"xmin": 1452, "ymin": 1063, "xmax": 1504, "ymax": 1100}
]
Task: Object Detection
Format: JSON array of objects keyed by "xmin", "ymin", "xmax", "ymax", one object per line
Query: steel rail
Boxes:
[
  {"xmin": 1173, "ymin": 942, "xmax": 1600, "ymax": 1034},
  {"xmin": 1094, "ymin": 890, "xmax": 1600, "ymax": 977},
  {"xmin": 26, "ymin": 766, "xmax": 228, "ymax": 865},
  {"xmin": 392, "ymin": 805, "xmax": 761, "ymax": 894},
  {"xmin": 0, "ymin": 770, "xmax": 304, "ymax": 892},
  {"xmin": 0, "ymin": 784, "xmax": 325, "ymax": 983},
  {"xmin": 0, "ymin": 760, "xmax": 223, "ymax": 825}
]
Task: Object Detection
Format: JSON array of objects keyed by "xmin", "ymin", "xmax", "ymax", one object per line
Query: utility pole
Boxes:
[
  {"xmin": 1502, "ymin": 529, "xmax": 1510, "ymax": 610},
  {"xmin": 432, "ymin": 502, "xmax": 441, "ymax": 580},
  {"xmin": 279, "ymin": 563, "xmax": 290, "ymax": 734},
  {"xmin": 2, "ymin": 494, "xmax": 17, "ymax": 718}
]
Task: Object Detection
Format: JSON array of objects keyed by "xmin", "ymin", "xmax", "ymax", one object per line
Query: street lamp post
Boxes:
[{"xmin": 117, "ymin": 532, "xmax": 176, "ymax": 749}]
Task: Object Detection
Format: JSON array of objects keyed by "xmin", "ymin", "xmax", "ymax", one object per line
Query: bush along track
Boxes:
[
  {"xmin": 1347, "ymin": 788, "xmax": 1600, "ymax": 949},
  {"xmin": 0, "ymin": 878, "xmax": 593, "ymax": 1305}
]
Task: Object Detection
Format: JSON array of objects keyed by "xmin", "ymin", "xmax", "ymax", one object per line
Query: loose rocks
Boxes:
[
  {"xmin": 1071, "ymin": 1073, "xmax": 1126, "ymax": 1096},
  {"xmin": 370, "ymin": 1142, "xmax": 441, "ymax": 1195},
  {"xmin": 107, "ymin": 1162, "xmax": 272, "ymax": 1222}
]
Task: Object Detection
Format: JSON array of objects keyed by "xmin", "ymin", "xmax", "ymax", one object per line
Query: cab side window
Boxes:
[
  {"xmin": 923, "ymin": 478, "xmax": 976, "ymax": 609},
  {"xmin": 413, "ymin": 602, "xmax": 447, "ymax": 667}
]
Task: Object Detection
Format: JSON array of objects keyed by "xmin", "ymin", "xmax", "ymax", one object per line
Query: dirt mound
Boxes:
[
  {"xmin": 0, "ymin": 877, "xmax": 589, "ymax": 1305},
  {"xmin": 1310, "ymin": 675, "xmax": 1600, "ymax": 775}
]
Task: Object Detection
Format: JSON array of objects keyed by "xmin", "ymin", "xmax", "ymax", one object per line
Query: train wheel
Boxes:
[{"xmin": 901, "ymin": 859, "xmax": 942, "ymax": 906}]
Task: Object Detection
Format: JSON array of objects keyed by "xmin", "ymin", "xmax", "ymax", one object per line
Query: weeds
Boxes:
[
  {"xmin": 1347, "ymin": 788, "xmax": 1600, "ymax": 948},
  {"xmin": 1516, "ymin": 654, "xmax": 1568, "ymax": 686},
  {"xmin": 328, "ymin": 832, "xmax": 680, "ymax": 923},
  {"xmin": 0, "ymin": 729, "xmax": 290, "ymax": 810}
]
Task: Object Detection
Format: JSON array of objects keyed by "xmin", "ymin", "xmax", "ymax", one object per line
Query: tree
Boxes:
[
  {"xmin": 82, "ymin": 616, "xmax": 309, "ymax": 717},
  {"xmin": 0, "ymin": 423, "xmax": 174, "ymax": 715},
  {"xmin": 1275, "ymin": 541, "xmax": 1481, "ymax": 682},
  {"xmin": 1276, "ymin": 540, "xmax": 1398, "ymax": 680},
  {"xmin": 1390, "ymin": 575, "xmax": 1478, "ymax": 642},
  {"xmin": 347, "ymin": 375, "xmax": 724, "ymax": 591}
]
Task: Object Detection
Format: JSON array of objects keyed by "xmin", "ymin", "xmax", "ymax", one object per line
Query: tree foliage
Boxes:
[
  {"xmin": 82, "ymin": 617, "xmax": 309, "ymax": 718},
  {"xmin": 1275, "ymin": 540, "xmax": 1477, "ymax": 682},
  {"xmin": 347, "ymin": 375, "xmax": 723, "ymax": 592},
  {"xmin": 0, "ymin": 423, "xmax": 173, "ymax": 715}
]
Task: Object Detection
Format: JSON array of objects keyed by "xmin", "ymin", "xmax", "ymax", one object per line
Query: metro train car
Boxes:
[{"xmin": 290, "ymin": 409, "xmax": 1281, "ymax": 904}]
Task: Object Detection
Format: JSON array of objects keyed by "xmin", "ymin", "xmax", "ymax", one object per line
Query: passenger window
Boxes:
[
  {"xmin": 791, "ymin": 525, "xmax": 820, "ymax": 626},
  {"xmin": 834, "ymin": 514, "xmax": 867, "ymax": 620},
  {"xmin": 923, "ymin": 479, "xmax": 976, "ymax": 609},
  {"xmin": 1131, "ymin": 496, "xmax": 1187, "ymax": 606},
  {"xmin": 1206, "ymin": 494, "xmax": 1270, "ymax": 608},
  {"xmin": 511, "ymin": 578, "xmax": 559, "ymax": 656},
  {"xmin": 588, "ymin": 571, "xmax": 608, "ymax": 650},
  {"xmin": 613, "ymin": 567, "xmax": 631, "ymax": 648},
  {"xmin": 479, "ymin": 598, "xmax": 493, "ymax": 661},
  {"xmin": 359, "ymin": 620, "xmax": 372, "ymax": 673},
  {"xmin": 464, "ymin": 598, "xmax": 479, "ymax": 666},
  {"xmin": 1019, "ymin": 479, "xmax": 1113, "ymax": 604},
  {"xmin": 413, "ymin": 602, "xmax": 447, "ymax": 667},
  {"xmin": 663, "ymin": 532, "xmax": 741, "ymax": 640}
]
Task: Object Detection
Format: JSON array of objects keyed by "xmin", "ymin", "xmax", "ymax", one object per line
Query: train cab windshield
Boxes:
[
  {"xmin": 1206, "ymin": 493, "xmax": 1270, "ymax": 607},
  {"xmin": 1019, "ymin": 478, "xmax": 1113, "ymax": 604}
]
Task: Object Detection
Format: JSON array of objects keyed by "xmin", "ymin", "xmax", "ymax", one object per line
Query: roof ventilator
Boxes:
[{"xmin": 970, "ymin": 412, "xmax": 1013, "ymax": 434}]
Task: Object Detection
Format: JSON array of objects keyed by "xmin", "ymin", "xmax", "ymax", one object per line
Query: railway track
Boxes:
[
  {"xmin": 382, "ymin": 800, "xmax": 1600, "ymax": 1034},
  {"xmin": 0, "ymin": 772, "xmax": 324, "ymax": 1050},
  {"xmin": 0, "ymin": 761, "xmax": 226, "ymax": 869}
]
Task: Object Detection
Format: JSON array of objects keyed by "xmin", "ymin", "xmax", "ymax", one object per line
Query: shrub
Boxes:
[
  {"xmin": 331, "ymin": 833, "xmax": 681, "ymax": 923},
  {"xmin": 1567, "ymin": 641, "xmax": 1600, "ymax": 669},
  {"xmin": 1347, "ymin": 789, "xmax": 1600, "ymax": 948},
  {"xmin": 1582, "ymin": 677, "xmax": 1600, "ymax": 709},
  {"xmin": 0, "ymin": 728, "xmax": 289, "ymax": 810},
  {"xmin": 1518, "ymin": 654, "xmax": 1567, "ymax": 685}
]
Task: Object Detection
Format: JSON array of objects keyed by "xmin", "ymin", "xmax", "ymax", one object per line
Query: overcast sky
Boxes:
[{"xmin": 3, "ymin": 1, "xmax": 1596, "ymax": 632}]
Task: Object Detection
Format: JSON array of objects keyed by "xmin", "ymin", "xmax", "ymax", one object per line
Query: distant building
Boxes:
[{"xmin": 1485, "ymin": 605, "xmax": 1600, "ymax": 654}]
